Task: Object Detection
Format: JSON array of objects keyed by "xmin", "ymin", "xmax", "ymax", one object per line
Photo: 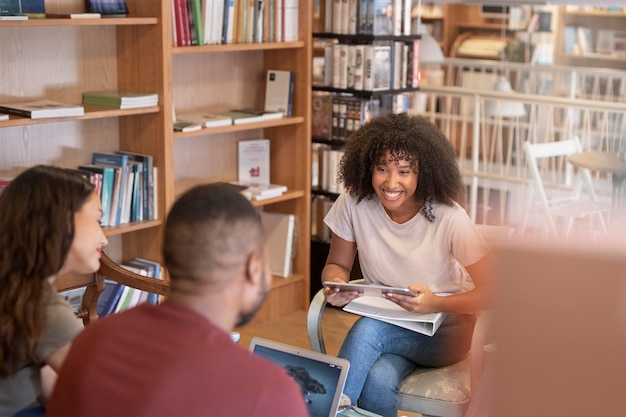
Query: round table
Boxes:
[{"xmin": 568, "ymin": 151, "xmax": 626, "ymax": 209}]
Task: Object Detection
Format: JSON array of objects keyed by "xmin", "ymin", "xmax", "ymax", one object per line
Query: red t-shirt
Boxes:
[{"xmin": 48, "ymin": 301, "xmax": 308, "ymax": 417}]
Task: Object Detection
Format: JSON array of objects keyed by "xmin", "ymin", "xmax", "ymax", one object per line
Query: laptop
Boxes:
[{"xmin": 249, "ymin": 337, "xmax": 350, "ymax": 417}]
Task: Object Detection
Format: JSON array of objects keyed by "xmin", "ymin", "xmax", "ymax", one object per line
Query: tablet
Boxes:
[{"xmin": 323, "ymin": 281, "xmax": 417, "ymax": 297}]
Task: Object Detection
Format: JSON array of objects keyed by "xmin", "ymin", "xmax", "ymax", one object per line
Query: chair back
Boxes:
[{"xmin": 522, "ymin": 136, "xmax": 607, "ymax": 239}]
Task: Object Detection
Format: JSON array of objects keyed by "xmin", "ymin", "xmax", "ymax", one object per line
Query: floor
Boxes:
[{"xmin": 237, "ymin": 307, "xmax": 422, "ymax": 417}]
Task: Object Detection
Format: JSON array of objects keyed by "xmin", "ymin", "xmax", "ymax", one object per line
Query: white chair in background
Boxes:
[{"xmin": 520, "ymin": 136, "xmax": 611, "ymax": 240}]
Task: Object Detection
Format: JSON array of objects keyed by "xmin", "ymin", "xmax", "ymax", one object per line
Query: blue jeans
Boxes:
[{"xmin": 338, "ymin": 314, "xmax": 476, "ymax": 417}]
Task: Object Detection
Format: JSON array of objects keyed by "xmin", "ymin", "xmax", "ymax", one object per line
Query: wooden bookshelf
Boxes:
[
  {"xmin": 0, "ymin": 0, "xmax": 312, "ymax": 324},
  {"xmin": 555, "ymin": 7, "xmax": 626, "ymax": 70}
]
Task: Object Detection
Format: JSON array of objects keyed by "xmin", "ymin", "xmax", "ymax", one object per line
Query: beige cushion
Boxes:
[{"xmin": 397, "ymin": 356, "xmax": 470, "ymax": 417}]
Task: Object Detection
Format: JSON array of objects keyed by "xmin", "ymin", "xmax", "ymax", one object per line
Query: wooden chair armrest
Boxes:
[
  {"xmin": 97, "ymin": 253, "xmax": 169, "ymax": 297},
  {"xmin": 54, "ymin": 253, "xmax": 170, "ymax": 326}
]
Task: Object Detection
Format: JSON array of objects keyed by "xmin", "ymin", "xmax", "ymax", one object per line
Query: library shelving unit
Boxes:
[
  {"xmin": 310, "ymin": 30, "xmax": 420, "ymax": 297},
  {"xmin": 555, "ymin": 6, "xmax": 626, "ymax": 70},
  {"xmin": 0, "ymin": 1, "xmax": 167, "ymax": 267},
  {"xmin": 0, "ymin": 0, "xmax": 312, "ymax": 325}
]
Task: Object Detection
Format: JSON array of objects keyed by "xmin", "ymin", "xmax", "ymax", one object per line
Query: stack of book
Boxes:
[
  {"xmin": 0, "ymin": 99, "xmax": 84, "ymax": 119},
  {"xmin": 83, "ymin": 91, "xmax": 159, "ymax": 109}
]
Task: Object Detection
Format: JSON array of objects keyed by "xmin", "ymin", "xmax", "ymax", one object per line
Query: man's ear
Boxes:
[{"xmin": 244, "ymin": 251, "xmax": 264, "ymax": 287}]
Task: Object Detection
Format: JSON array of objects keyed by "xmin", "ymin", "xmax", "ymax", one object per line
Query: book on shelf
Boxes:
[
  {"xmin": 83, "ymin": 91, "xmax": 158, "ymax": 109},
  {"xmin": 311, "ymin": 91, "xmax": 332, "ymax": 141},
  {"xmin": 126, "ymin": 257, "xmax": 162, "ymax": 305},
  {"xmin": 0, "ymin": 99, "xmax": 84, "ymax": 119},
  {"xmin": 20, "ymin": 0, "xmax": 45, "ymax": 18},
  {"xmin": 0, "ymin": 14, "xmax": 27, "ymax": 19},
  {"xmin": 78, "ymin": 164, "xmax": 115, "ymax": 227},
  {"xmin": 96, "ymin": 279, "xmax": 125, "ymax": 318},
  {"xmin": 229, "ymin": 181, "xmax": 288, "ymax": 200},
  {"xmin": 343, "ymin": 296, "xmax": 447, "ymax": 337},
  {"xmin": 115, "ymin": 150, "xmax": 155, "ymax": 221},
  {"xmin": 264, "ymin": 69, "xmax": 295, "ymax": 117},
  {"xmin": 219, "ymin": 110, "xmax": 266, "ymax": 125},
  {"xmin": 173, "ymin": 120, "xmax": 202, "ymax": 132},
  {"xmin": 45, "ymin": 12, "xmax": 101, "ymax": 18},
  {"xmin": 229, "ymin": 108, "xmax": 284, "ymax": 121},
  {"xmin": 237, "ymin": 138, "xmax": 270, "ymax": 185},
  {"xmin": 372, "ymin": 44, "xmax": 391, "ymax": 91},
  {"xmin": 176, "ymin": 111, "xmax": 233, "ymax": 128},
  {"xmin": 260, "ymin": 211, "xmax": 296, "ymax": 278},
  {"xmin": 59, "ymin": 287, "xmax": 87, "ymax": 315},
  {"xmin": 0, "ymin": 0, "xmax": 23, "ymax": 17},
  {"xmin": 92, "ymin": 152, "xmax": 129, "ymax": 226},
  {"xmin": 85, "ymin": 0, "xmax": 129, "ymax": 17},
  {"xmin": 0, "ymin": 113, "xmax": 8, "ymax": 121}
]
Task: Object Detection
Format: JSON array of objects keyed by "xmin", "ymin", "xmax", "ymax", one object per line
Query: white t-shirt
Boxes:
[{"xmin": 324, "ymin": 192, "xmax": 489, "ymax": 294}]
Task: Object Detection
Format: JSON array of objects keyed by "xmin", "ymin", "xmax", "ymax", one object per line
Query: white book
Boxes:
[
  {"xmin": 228, "ymin": 181, "xmax": 287, "ymax": 200},
  {"xmin": 213, "ymin": 0, "xmax": 225, "ymax": 44},
  {"xmin": 260, "ymin": 211, "xmax": 296, "ymax": 278},
  {"xmin": 224, "ymin": 0, "xmax": 235, "ymax": 43},
  {"xmin": 362, "ymin": 44, "xmax": 374, "ymax": 91},
  {"xmin": 0, "ymin": 99, "xmax": 84, "ymax": 119},
  {"xmin": 238, "ymin": 139, "xmax": 270, "ymax": 185},
  {"xmin": 0, "ymin": 113, "xmax": 8, "ymax": 121},
  {"xmin": 264, "ymin": 69, "xmax": 294, "ymax": 117},
  {"xmin": 347, "ymin": 0, "xmax": 357, "ymax": 34},
  {"xmin": 353, "ymin": 44, "xmax": 365, "ymax": 90},
  {"xmin": 177, "ymin": 111, "xmax": 232, "ymax": 127},
  {"xmin": 343, "ymin": 296, "xmax": 447, "ymax": 337},
  {"xmin": 202, "ymin": 0, "xmax": 213, "ymax": 44},
  {"xmin": 332, "ymin": 0, "xmax": 342, "ymax": 34}
]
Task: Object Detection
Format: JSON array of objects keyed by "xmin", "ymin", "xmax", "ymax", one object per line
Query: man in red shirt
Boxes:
[{"xmin": 48, "ymin": 183, "xmax": 308, "ymax": 416}]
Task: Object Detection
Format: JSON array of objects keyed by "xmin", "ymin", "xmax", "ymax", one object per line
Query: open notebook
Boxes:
[{"xmin": 249, "ymin": 337, "xmax": 350, "ymax": 417}]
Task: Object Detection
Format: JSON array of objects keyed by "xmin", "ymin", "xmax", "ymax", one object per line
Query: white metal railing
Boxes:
[
  {"xmin": 413, "ymin": 84, "xmax": 626, "ymax": 229},
  {"xmin": 422, "ymin": 58, "xmax": 626, "ymax": 102}
]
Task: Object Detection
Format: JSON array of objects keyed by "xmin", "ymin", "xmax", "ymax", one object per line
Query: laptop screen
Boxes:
[{"xmin": 250, "ymin": 337, "xmax": 350, "ymax": 417}]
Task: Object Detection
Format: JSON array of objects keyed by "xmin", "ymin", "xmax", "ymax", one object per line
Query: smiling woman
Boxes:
[
  {"xmin": 0, "ymin": 165, "xmax": 108, "ymax": 416},
  {"xmin": 319, "ymin": 113, "xmax": 492, "ymax": 416}
]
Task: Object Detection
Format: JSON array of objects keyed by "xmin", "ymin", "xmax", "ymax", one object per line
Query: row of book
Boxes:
[
  {"xmin": 80, "ymin": 151, "xmax": 158, "ymax": 227},
  {"xmin": 172, "ymin": 0, "xmax": 298, "ymax": 47},
  {"xmin": 320, "ymin": 40, "xmax": 420, "ymax": 92},
  {"xmin": 312, "ymin": 91, "xmax": 410, "ymax": 143},
  {"xmin": 311, "ymin": 194, "xmax": 334, "ymax": 243},
  {"xmin": 0, "ymin": 0, "xmax": 128, "ymax": 19},
  {"xmin": 320, "ymin": 0, "xmax": 414, "ymax": 36},
  {"xmin": 312, "ymin": 144, "xmax": 345, "ymax": 195}
]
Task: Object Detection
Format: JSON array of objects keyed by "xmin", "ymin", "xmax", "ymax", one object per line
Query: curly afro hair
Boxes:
[{"xmin": 339, "ymin": 112, "xmax": 465, "ymax": 209}]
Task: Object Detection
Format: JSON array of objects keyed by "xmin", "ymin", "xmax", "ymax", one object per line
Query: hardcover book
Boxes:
[
  {"xmin": 0, "ymin": 0, "xmax": 21, "ymax": 15},
  {"xmin": 264, "ymin": 69, "xmax": 295, "ymax": 117},
  {"xmin": 311, "ymin": 91, "xmax": 332, "ymax": 141},
  {"xmin": 0, "ymin": 99, "xmax": 84, "ymax": 119},
  {"xmin": 20, "ymin": 0, "xmax": 45, "ymax": 18},
  {"xmin": 219, "ymin": 110, "xmax": 266, "ymax": 125},
  {"xmin": 176, "ymin": 111, "xmax": 232, "ymax": 128},
  {"xmin": 96, "ymin": 279, "xmax": 125, "ymax": 317},
  {"xmin": 237, "ymin": 139, "xmax": 270, "ymax": 185},
  {"xmin": 260, "ymin": 211, "xmax": 296, "ymax": 277},
  {"xmin": 85, "ymin": 0, "xmax": 128, "ymax": 17},
  {"xmin": 83, "ymin": 91, "xmax": 158, "ymax": 109}
]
